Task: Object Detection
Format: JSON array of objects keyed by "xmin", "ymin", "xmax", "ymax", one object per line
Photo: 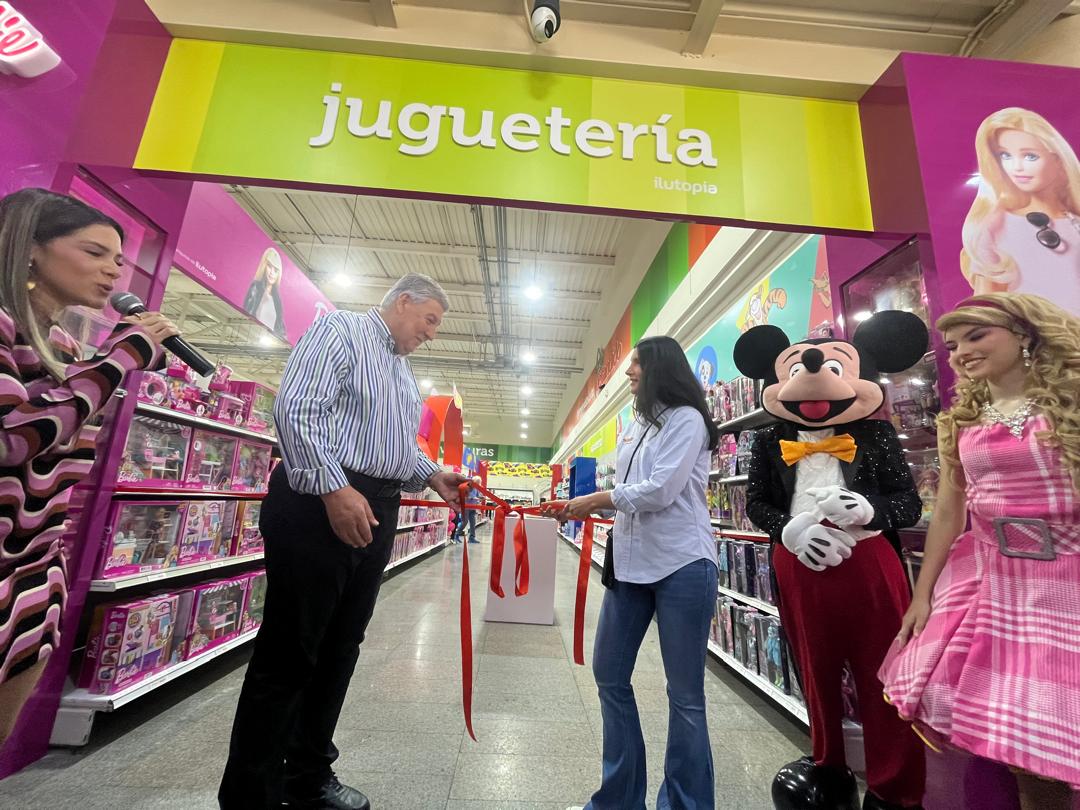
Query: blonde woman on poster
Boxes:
[
  {"xmin": 961, "ymin": 108, "xmax": 1080, "ymax": 310},
  {"xmin": 243, "ymin": 247, "xmax": 286, "ymax": 338}
]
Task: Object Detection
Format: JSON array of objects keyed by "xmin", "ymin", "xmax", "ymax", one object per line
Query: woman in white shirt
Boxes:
[{"xmin": 555, "ymin": 336, "xmax": 720, "ymax": 810}]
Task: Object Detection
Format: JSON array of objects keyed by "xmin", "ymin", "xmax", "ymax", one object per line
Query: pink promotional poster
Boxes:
[
  {"xmin": 903, "ymin": 54, "xmax": 1080, "ymax": 315},
  {"xmin": 173, "ymin": 183, "xmax": 335, "ymax": 344}
]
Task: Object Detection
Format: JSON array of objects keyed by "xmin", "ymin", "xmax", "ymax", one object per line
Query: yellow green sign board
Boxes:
[
  {"xmin": 581, "ymin": 418, "xmax": 618, "ymax": 460},
  {"xmin": 136, "ymin": 40, "xmax": 873, "ymax": 231}
]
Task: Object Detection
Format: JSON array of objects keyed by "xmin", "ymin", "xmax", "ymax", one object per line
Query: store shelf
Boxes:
[
  {"xmin": 384, "ymin": 540, "xmax": 446, "ymax": 574},
  {"xmin": 715, "ymin": 409, "xmax": 774, "ymax": 434},
  {"xmin": 722, "ymin": 529, "xmax": 770, "ymax": 543},
  {"xmin": 710, "ymin": 517, "xmax": 734, "ymax": 528},
  {"xmin": 89, "ymin": 553, "xmax": 265, "ymax": 592},
  {"xmin": 396, "ymin": 518, "xmax": 445, "ymax": 532},
  {"xmin": 113, "ymin": 487, "xmax": 266, "ymax": 500},
  {"xmin": 719, "ymin": 474, "xmax": 749, "ymax": 486},
  {"xmin": 707, "ymin": 640, "xmax": 808, "ymax": 726},
  {"xmin": 558, "ymin": 530, "xmax": 605, "ymax": 569},
  {"xmin": 708, "ymin": 469, "xmax": 722, "ymax": 478},
  {"xmin": 60, "ymin": 630, "xmax": 258, "ymax": 712},
  {"xmin": 717, "ymin": 585, "xmax": 780, "ymax": 617},
  {"xmin": 135, "ymin": 402, "xmax": 277, "ymax": 445}
]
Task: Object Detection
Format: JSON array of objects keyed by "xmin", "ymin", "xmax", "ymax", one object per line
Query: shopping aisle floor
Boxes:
[{"xmin": 0, "ymin": 523, "xmax": 809, "ymax": 809}]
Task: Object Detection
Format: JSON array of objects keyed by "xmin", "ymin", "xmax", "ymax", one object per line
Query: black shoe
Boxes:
[
  {"xmin": 863, "ymin": 792, "xmax": 923, "ymax": 810},
  {"xmin": 284, "ymin": 774, "xmax": 370, "ymax": 810},
  {"xmin": 772, "ymin": 756, "xmax": 860, "ymax": 810}
]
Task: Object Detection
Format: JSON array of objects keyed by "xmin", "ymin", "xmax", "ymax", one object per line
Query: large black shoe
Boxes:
[
  {"xmin": 284, "ymin": 774, "xmax": 370, "ymax": 810},
  {"xmin": 862, "ymin": 792, "xmax": 924, "ymax": 810},
  {"xmin": 771, "ymin": 756, "xmax": 860, "ymax": 810}
]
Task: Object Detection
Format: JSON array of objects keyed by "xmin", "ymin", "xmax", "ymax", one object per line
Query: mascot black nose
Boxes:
[{"xmin": 801, "ymin": 348, "xmax": 825, "ymax": 373}]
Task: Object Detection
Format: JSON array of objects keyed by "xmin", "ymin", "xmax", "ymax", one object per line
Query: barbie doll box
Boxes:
[
  {"xmin": 755, "ymin": 615, "xmax": 790, "ymax": 694},
  {"xmin": 176, "ymin": 500, "xmax": 238, "ymax": 567},
  {"xmin": 231, "ymin": 440, "xmax": 273, "ymax": 493},
  {"xmin": 228, "ymin": 381, "xmax": 277, "ymax": 437},
  {"xmin": 180, "ymin": 576, "xmax": 249, "ymax": 659},
  {"xmin": 98, "ymin": 501, "xmax": 187, "ymax": 579},
  {"xmin": 241, "ymin": 570, "xmax": 268, "ymax": 633},
  {"xmin": 183, "ymin": 430, "xmax": 240, "ymax": 492},
  {"xmin": 231, "ymin": 501, "xmax": 264, "ymax": 556},
  {"xmin": 78, "ymin": 594, "xmax": 180, "ymax": 694},
  {"xmin": 117, "ymin": 415, "xmax": 191, "ymax": 490}
]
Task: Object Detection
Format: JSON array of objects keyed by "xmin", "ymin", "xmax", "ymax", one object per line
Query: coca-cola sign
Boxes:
[{"xmin": 0, "ymin": 3, "xmax": 61, "ymax": 78}]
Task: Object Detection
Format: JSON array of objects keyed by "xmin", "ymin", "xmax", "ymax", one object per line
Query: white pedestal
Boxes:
[{"xmin": 483, "ymin": 515, "xmax": 558, "ymax": 626}]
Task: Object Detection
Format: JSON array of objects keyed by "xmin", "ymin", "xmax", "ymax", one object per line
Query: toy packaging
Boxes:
[
  {"xmin": 720, "ymin": 598, "xmax": 736, "ymax": 655},
  {"xmin": 756, "ymin": 615, "xmax": 790, "ymax": 694},
  {"xmin": 733, "ymin": 540, "xmax": 758, "ymax": 597},
  {"xmin": 135, "ymin": 370, "xmax": 169, "ymax": 407},
  {"xmin": 184, "ymin": 430, "xmax": 239, "ymax": 491},
  {"xmin": 177, "ymin": 500, "xmax": 237, "ymax": 566},
  {"xmin": 232, "ymin": 501, "xmax": 265, "ymax": 556},
  {"xmin": 164, "ymin": 357, "xmax": 211, "ymax": 416},
  {"xmin": 241, "ymin": 570, "xmax": 267, "ymax": 633},
  {"xmin": 228, "ymin": 380, "xmax": 277, "ymax": 437},
  {"xmin": 78, "ymin": 594, "xmax": 179, "ymax": 694},
  {"xmin": 99, "ymin": 501, "xmax": 186, "ymax": 579},
  {"xmin": 117, "ymin": 415, "xmax": 190, "ymax": 488},
  {"xmin": 735, "ymin": 429, "xmax": 758, "ymax": 475},
  {"xmin": 787, "ymin": 643, "xmax": 805, "ymax": 705},
  {"xmin": 181, "ymin": 576, "xmax": 249, "ymax": 659},
  {"xmin": 754, "ymin": 544, "xmax": 774, "ymax": 604},
  {"xmin": 841, "ymin": 663, "xmax": 861, "ymax": 723},
  {"xmin": 232, "ymin": 441, "xmax": 273, "ymax": 492},
  {"xmin": 716, "ymin": 537, "xmax": 731, "ymax": 589}
]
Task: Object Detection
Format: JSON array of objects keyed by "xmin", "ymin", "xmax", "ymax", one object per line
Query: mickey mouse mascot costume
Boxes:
[{"xmin": 733, "ymin": 311, "xmax": 928, "ymax": 810}]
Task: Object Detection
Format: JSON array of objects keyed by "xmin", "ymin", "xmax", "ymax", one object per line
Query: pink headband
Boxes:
[{"xmin": 955, "ymin": 297, "xmax": 1035, "ymax": 336}]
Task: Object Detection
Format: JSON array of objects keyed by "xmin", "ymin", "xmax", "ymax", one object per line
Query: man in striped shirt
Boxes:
[{"xmin": 220, "ymin": 273, "xmax": 467, "ymax": 810}]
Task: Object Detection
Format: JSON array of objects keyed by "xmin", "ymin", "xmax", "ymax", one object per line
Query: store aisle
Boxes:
[{"xmin": 0, "ymin": 524, "xmax": 809, "ymax": 809}]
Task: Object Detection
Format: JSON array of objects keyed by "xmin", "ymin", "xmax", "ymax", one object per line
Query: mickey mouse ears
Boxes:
[
  {"xmin": 733, "ymin": 325, "xmax": 789, "ymax": 380},
  {"xmin": 852, "ymin": 310, "xmax": 928, "ymax": 373}
]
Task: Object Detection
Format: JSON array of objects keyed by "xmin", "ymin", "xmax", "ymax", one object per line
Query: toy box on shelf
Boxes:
[
  {"xmin": 755, "ymin": 614, "xmax": 790, "ymax": 693},
  {"xmin": 162, "ymin": 358, "xmax": 210, "ymax": 417},
  {"xmin": 206, "ymin": 365, "xmax": 244, "ymax": 427},
  {"xmin": 231, "ymin": 501, "xmax": 264, "ymax": 556},
  {"xmin": 99, "ymin": 501, "xmax": 187, "ymax": 579},
  {"xmin": 78, "ymin": 594, "xmax": 179, "ymax": 695},
  {"xmin": 176, "ymin": 500, "xmax": 237, "ymax": 566},
  {"xmin": 707, "ymin": 376, "xmax": 761, "ymax": 424},
  {"xmin": 228, "ymin": 381, "xmax": 277, "ymax": 437},
  {"xmin": 240, "ymin": 570, "xmax": 267, "ymax": 633},
  {"xmin": 117, "ymin": 415, "xmax": 190, "ymax": 489},
  {"xmin": 232, "ymin": 441, "xmax": 273, "ymax": 492},
  {"xmin": 184, "ymin": 430, "xmax": 239, "ymax": 491},
  {"xmin": 177, "ymin": 576, "xmax": 249, "ymax": 660}
]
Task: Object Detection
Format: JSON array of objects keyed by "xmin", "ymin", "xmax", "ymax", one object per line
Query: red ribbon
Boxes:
[{"xmin": 398, "ymin": 485, "xmax": 609, "ymax": 738}]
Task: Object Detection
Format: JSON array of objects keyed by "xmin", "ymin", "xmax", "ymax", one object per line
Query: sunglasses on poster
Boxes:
[{"xmin": 1026, "ymin": 212, "xmax": 1063, "ymax": 249}]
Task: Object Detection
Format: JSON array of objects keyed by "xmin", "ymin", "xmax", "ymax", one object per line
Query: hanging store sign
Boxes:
[{"xmin": 136, "ymin": 41, "xmax": 873, "ymax": 232}]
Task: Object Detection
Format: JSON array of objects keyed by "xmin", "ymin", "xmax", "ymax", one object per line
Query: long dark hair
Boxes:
[
  {"xmin": 633, "ymin": 336, "xmax": 720, "ymax": 450},
  {"xmin": 0, "ymin": 188, "xmax": 123, "ymax": 378}
]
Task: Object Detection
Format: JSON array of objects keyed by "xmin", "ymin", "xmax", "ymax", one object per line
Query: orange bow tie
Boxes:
[{"xmin": 780, "ymin": 434, "xmax": 858, "ymax": 466}]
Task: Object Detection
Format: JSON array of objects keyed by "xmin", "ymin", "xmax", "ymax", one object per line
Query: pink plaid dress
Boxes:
[{"xmin": 880, "ymin": 414, "xmax": 1080, "ymax": 787}]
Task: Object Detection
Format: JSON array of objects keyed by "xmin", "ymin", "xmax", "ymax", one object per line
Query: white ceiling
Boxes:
[{"xmin": 162, "ymin": 186, "xmax": 638, "ymax": 435}]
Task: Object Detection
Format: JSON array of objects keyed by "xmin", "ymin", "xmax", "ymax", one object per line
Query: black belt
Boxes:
[{"xmin": 343, "ymin": 468, "xmax": 403, "ymax": 499}]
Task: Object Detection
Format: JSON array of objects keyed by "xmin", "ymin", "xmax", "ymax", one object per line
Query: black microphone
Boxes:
[{"xmin": 110, "ymin": 292, "xmax": 216, "ymax": 377}]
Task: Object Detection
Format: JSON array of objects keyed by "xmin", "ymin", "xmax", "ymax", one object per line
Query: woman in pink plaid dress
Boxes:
[{"xmin": 880, "ymin": 293, "xmax": 1080, "ymax": 810}]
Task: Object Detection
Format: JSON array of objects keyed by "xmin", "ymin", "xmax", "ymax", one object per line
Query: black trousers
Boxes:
[{"xmin": 218, "ymin": 465, "xmax": 401, "ymax": 809}]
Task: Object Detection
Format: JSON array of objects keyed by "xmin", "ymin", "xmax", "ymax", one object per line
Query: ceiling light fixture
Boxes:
[
  {"xmin": 420, "ymin": 379, "xmax": 433, "ymax": 389},
  {"xmin": 520, "ymin": 432, "xmax": 528, "ymax": 439},
  {"xmin": 332, "ymin": 272, "xmax": 352, "ymax": 287},
  {"xmin": 524, "ymin": 285, "xmax": 542, "ymax": 300},
  {"xmin": 521, "ymin": 385, "xmax": 533, "ymax": 396},
  {"xmin": 259, "ymin": 333, "xmax": 275, "ymax": 347},
  {"xmin": 521, "ymin": 422, "xmax": 529, "ymax": 429},
  {"xmin": 521, "ymin": 408, "xmax": 530, "ymax": 416},
  {"xmin": 522, "ymin": 350, "xmax": 537, "ymax": 364}
]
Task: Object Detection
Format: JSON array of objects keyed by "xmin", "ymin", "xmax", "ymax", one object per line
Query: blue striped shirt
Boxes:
[{"xmin": 274, "ymin": 309, "xmax": 442, "ymax": 495}]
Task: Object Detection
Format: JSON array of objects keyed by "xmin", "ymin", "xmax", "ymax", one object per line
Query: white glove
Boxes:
[
  {"xmin": 782, "ymin": 511, "xmax": 857, "ymax": 572},
  {"xmin": 805, "ymin": 486, "xmax": 875, "ymax": 528}
]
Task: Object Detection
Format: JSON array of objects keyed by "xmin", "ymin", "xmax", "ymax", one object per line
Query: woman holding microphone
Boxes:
[
  {"xmin": 0, "ymin": 188, "xmax": 178, "ymax": 746},
  {"xmin": 551, "ymin": 336, "xmax": 721, "ymax": 810}
]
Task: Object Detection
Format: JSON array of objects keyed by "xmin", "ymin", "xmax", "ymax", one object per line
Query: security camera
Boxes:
[{"xmin": 530, "ymin": 0, "xmax": 561, "ymax": 43}]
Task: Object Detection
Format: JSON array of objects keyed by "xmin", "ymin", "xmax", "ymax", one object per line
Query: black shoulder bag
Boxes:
[{"xmin": 601, "ymin": 422, "xmax": 651, "ymax": 589}]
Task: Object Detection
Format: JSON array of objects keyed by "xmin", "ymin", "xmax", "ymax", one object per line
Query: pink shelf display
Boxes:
[
  {"xmin": 231, "ymin": 501, "xmax": 264, "ymax": 556},
  {"xmin": 177, "ymin": 576, "xmax": 249, "ymax": 659},
  {"xmin": 241, "ymin": 570, "xmax": 267, "ymax": 633}
]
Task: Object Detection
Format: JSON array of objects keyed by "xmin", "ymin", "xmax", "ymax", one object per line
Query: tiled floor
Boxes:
[{"xmin": 0, "ymin": 524, "xmax": 810, "ymax": 809}]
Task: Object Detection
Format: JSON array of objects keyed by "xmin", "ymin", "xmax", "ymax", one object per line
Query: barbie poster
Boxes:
[{"xmin": 900, "ymin": 54, "xmax": 1080, "ymax": 314}]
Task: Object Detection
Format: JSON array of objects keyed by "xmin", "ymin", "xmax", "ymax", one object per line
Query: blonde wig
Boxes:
[
  {"xmin": 960, "ymin": 108, "xmax": 1080, "ymax": 292},
  {"xmin": 937, "ymin": 293, "xmax": 1080, "ymax": 493}
]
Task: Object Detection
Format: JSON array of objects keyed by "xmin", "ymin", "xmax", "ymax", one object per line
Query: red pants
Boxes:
[{"xmin": 775, "ymin": 535, "xmax": 926, "ymax": 807}]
